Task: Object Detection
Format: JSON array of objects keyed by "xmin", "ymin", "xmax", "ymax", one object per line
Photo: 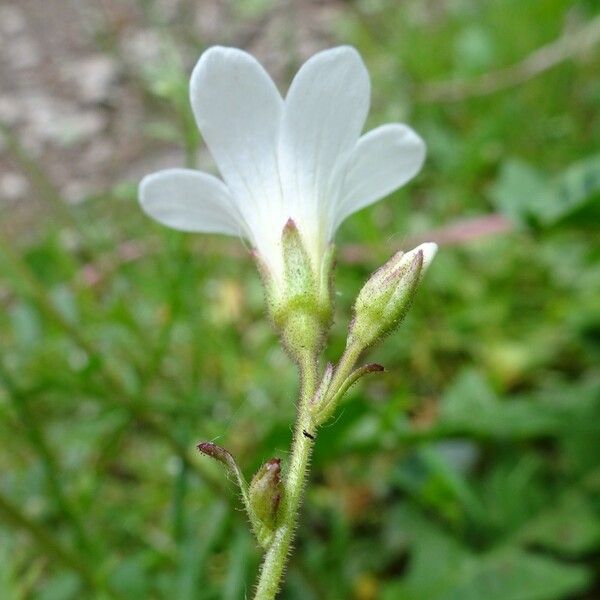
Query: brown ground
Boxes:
[{"xmin": 0, "ymin": 0, "xmax": 340, "ymax": 231}]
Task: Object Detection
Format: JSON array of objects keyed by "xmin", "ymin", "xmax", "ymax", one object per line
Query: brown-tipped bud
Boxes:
[
  {"xmin": 196, "ymin": 441, "xmax": 248, "ymax": 495},
  {"xmin": 362, "ymin": 363, "xmax": 385, "ymax": 374},
  {"xmin": 197, "ymin": 441, "xmax": 236, "ymax": 470},
  {"xmin": 249, "ymin": 458, "xmax": 282, "ymax": 529},
  {"xmin": 348, "ymin": 243, "xmax": 437, "ymax": 349}
]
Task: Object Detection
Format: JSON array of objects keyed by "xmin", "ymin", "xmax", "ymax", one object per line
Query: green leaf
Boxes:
[
  {"xmin": 439, "ymin": 370, "xmax": 563, "ymax": 439},
  {"xmin": 490, "ymin": 155, "xmax": 600, "ymax": 227},
  {"xmin": 542, "ymin": 154, "xmax": 600, "ymax": 225},
  {"xmin": 519, "ymin": 491, "xmax": 600, "ymax": 556},
  {"xmin": 448, "ymin": 549, "xmax": 590, "ymax": 600},
  {"xmin": 383, "ymin": 517, "xmax": 591, "ymax": 600},
  {"xmin": 489, "ymin": 160, "xmax": 550, "ymax": 225}
]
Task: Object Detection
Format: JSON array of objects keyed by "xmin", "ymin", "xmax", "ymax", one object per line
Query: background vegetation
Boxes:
[{"xmin": 1, "ymin": 0, "xmax": 598, "ymax": 598}]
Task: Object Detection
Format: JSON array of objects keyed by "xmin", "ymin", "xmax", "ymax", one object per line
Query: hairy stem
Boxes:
[
  {"xmin": 253, "ymin": 354, "xmax": 318, "ymax": 599},
  {"xmin": 323, "ymin": 343, "xmax": 363, "ymax": 404}
]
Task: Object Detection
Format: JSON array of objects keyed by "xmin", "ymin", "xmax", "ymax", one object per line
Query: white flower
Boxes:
[{"xmin": 139, "ymin": 45, "xmax": 426, "ymax": 288}]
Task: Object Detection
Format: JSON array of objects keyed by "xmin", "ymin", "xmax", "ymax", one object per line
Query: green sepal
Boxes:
[
  {"xmin": 280, "ymin": 219, "xmax": 315, "ymax": 311},
  {"xmin": 249, "ymin": 458, "xmax": 282, "ymax": 531},
  {"xmin": 257, "ymin": 219, "xmax": 335, "ymax": 361}
]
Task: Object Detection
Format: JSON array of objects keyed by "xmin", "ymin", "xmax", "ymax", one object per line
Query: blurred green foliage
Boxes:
[{"xmin": 1, "ymin": 0, "xmax": 599, "ymax": 598}]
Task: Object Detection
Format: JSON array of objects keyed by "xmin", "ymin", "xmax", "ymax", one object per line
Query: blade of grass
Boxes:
[
  {"xmin": 223, "ymin": 528, "xmax": 253, "ymax": 600},
  {"xmin": 0, "ymin": 361, "xmax": 97, "ymax": 559},
  {"xmin": 0, "ymin": 491, "xmax": 125, "ymax": 600},
  {"xmin": 0, "ymin": 124, "xmax": 71, "ymax": 225},
  {"xmin": 172, "ymin": 457, "xmax": 189, "ymax": 544},
  {"xmin": 176, "ymin": 501, "xmax": 229, "ymax": 600},
  {"xmin": 0, "ymin": 236, "xmax": 226, "ymax": 497}
]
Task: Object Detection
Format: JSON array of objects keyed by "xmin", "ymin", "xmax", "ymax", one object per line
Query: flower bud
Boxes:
[
  {"xmin": 197, "ymin": 441, "xmax": 240, "ymax": 475},
  {"xmin": 347, "ymin": 242, "xmax": 437, "ymax": 349},
  {"xmin": 197, "ymin": 441, "xmax": 250, "ymax": 511},
  {"xmin": 249, "ymin": 458, "xmax": 282, "ymax": 530}
]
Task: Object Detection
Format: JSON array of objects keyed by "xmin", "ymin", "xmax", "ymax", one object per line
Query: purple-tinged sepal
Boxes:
[
  {"xmin": 247, "ymin": 458, "xmax": 283, "ymax": 548},
  {"xmin": 249, "ymin": 458, "xmax": 282, "ymax": 529}
]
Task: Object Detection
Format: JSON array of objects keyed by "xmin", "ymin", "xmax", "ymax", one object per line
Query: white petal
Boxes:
[
  {"xmin": 189, "ymin": 46, "xmax": 284, "ymax": 229},
  {"xmin": 139, "ymin": 169, "xmax": 243, "ymax": 236},
  {"xmin": 402, "ymin": 242, "xmax": 438, "ymax": 272},
  {"xmin": 335, "ymin": 124, "xmax": 426, "ymax": 227},
  {"xmin": 278, "ymin": 46, "xmax": 371, "ymax": 245}
]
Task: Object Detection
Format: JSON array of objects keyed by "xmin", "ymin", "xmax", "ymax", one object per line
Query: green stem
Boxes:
[
  {"xmin": 319, "ymin": 343, "xmax": 362, "ymax": 407},
  {"xmin": 253, "ymin": 355, "xmax": 319, "ymax": 599},
  {"xmin": 253, "ymin": 342, "xmax": 366, "ymax": 599},
  {"xmin": 312, "ymin": 342, "xmax": 364, "ymax": 424}
]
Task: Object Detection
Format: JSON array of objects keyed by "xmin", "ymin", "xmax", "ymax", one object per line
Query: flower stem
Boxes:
[
  {"xmin": 324, "ymin": 343, "xmax": 363, "ymax": 404},
  {"xmin": 253, "ymin": 354, "xmax": 318, "ymax": 599}
]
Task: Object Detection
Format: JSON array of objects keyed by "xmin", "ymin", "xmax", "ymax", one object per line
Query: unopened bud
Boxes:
[
  {"xmin": 348, "ymin": 242, "xmax": 437, "ymax": 349},
  {"xmin": 197, "ymin": 441, "xmax": 250, "ymax": 507},
  {"xmin": 249, "ymin": 458, "xmax": 282, "ymax": 529},
  {"xmin": 197, "ymin": 442, "xmax": 239, "ymax": 474}
]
